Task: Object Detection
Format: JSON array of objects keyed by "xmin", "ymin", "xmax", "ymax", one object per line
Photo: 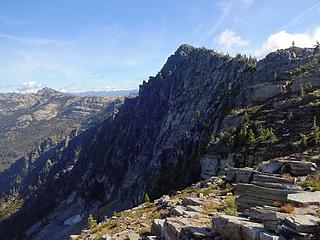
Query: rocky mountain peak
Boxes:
[{"xmin": 35, "ymin": 87, "xmax": 62, "ymax": 98}]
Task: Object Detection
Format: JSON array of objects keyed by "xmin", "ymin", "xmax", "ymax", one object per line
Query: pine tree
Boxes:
[
  {"xmin": 87, "ymin": 214, "xmax": 97, "ymax": 229},
  {"xmin": 243, "ymin": 111, "xmax": 250, "ymax": 123},
  {"xmin": 300, "ymin": 84, "xmax": 305, "ymax": 97},
  {"xmin": 313, "ymin": 116, "xmax": 317, "ymax": 130},
  {"xmin": 268, "ymin": 128, "xmax": 278, "ymax": 143},
  {"xmin": 144, "ymin": 193, "xmax": 150, "ymax": 203},
  {"xmin": 247, "ymin": 129, "xmax": 255, "ymax": 145},
  {"xmin": 312, "ymin": 116, "xmax": 320, "ymax": 144},
  {"xmin": 300, "ymin": 134, "xmax": 307, "ymax": 147}
]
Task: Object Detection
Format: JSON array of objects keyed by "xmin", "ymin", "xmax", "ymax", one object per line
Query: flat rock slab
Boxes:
[
  {"xmin": 235, "ymin": 183, "xmax": 301, "ymax": 210},
  {"xmin": 171, "ymin": 206, "xmax": 185, "ymax": 217},
  {"xmin": 186, "ymin": 205, "xmax": 203, "ymax": 212},
  {"xmin": 284, "ymin": 214, "xmax": 320, "ymax": 233},
  {"xmin": 180, "ymin": 226, "xmax": 212, "ymax": 239},
  {"xmin": 259, "ymin": 232, "xmax": 280, "ymax": 240},
  {"xmin": 163, "ymin": 217, "xmax": 211, "ymax": 240},
  {"xmin": 258, "ymin": 160, "xmax": 283, "ymax": 174},
  {"xmin": 287, "ymin": 191, "xmax": 320, "ymax": 204},
  {"xmin": 253, "ymin": 173, "xmax": 295, "ymax": 185},
  {"xmin": 281, "ymin": 161, "xmax": 316, "ymax": 176},
  {"xmin": 182, "ymin": 197, "xmax": 204, "ymax": 206},
  {"xmin": 236, "ymin": 168, "xmax": 257, "ymax": 183},
  {"xmin": 276, "ymin": 223, "xmax": 309, "ymax": 238},
  {"xmin": 293, "ymin": 204, "xmax": 320, "ymax": 215},
  {"xmin": 183, "ymin": 211, "xmax": 203, "ymax": 218},
  {"xmin": 261, "ymin": 211, "xmax": 289, "ymax": 231},
  {"xmin": 252, "ymin": 181, "xmax": 301, "ymax": 190},
  {"xmin": 212, "ymin": 214, "xmax": 265, "ymax": 240},
  {"xmin": 113, "ymin": 231, "xmax": 140, "ymax": 240}
]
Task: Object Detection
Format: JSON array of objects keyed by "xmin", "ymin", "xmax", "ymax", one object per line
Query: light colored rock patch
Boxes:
[
  {"xmin": 33, "ymin": 103, "xmax": 59, "ymax": 121},
  {"xmin": 17, "ymin": 114, "xmax": 33, "ymax": 122},
  {"xmin": 287, "ymin": 191, "xmax": 320, "ymax": 204},
  {"xmin": 64, "ymin": 214, "xmax": 82, "ymax": 226},
  {"xmin": 247, "ymin": 82, "xmax": 287, "ymax": 102}
]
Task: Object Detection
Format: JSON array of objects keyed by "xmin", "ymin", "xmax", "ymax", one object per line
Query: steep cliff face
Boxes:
[
  {"xmin": 66, "ymin": 45, "xmax": 251, "ymax": 213},
  {"xmin": 1, "ymin": 44, "xmax": 320, "ymax": 239}
]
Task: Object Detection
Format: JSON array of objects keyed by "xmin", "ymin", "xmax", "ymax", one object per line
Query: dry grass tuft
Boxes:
[{"xmin": 280, "ymin": 204, "xmax": 295, "ymax": 214}]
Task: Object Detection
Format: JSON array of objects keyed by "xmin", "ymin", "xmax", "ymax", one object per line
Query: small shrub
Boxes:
[
  {"xmin": 223, "ymin": 163, "xmax": 231, "ymax": 170},
  {"xmin": 0, "ymin": 197, "xmax": 24, "ymax": 222},
  {"xmin": 234, "ymin": 126, "xmax": 256, "ymax": 147},
  {"xmin": 312, "ymin": 116, "xmax": 320, "ymax": 144},
  {"xmin": 144, "ymin": 193, "xmax": 150, "ymax": 203},
  {"xmin": 195, "ymin": 111, "xmax": 201, "ymax": 123},
  {"xmin": 280, "ymin": 204, "xmax": 295, "ymax": 214},
  {"xmin": 201, "ymin": 185, "xmax": 219, "ymax": 196},
  {"xmin": 282, "ymin": 173, "xmax": 295, "ymax": 181},
  {"xmin": 202, "ymin": 201, "xmax": 221, "ymax": 212},
  {"xmin": 300, "ymin": 84, "xmax": 305, "ymax": 97},
  {"xmin": 300, "ymin": 82, "xmax": 313, "ymax": 96},
  {"xmin": 223, "ymin": 195, "xmax": 237, "ymax": 216},
  {"xmin": 87, "ymin": 214, "xmax": 97, "ymax": 229},
  {"xmin": 205, "ymin": 134, "xmax": 217, "ymax": 152},
  {"xmin": 243, "ymin": 111, "xmax": 250, "ymax": 123},
  {"xmin": 268, "ymin": 128, "xmax": 278, "ymax": 143},
  {"xmin": 247, "ymin": 129, "xmax": 255, "ymax": 145},
  {"xmin": 221, "ymin": 128, "xmax": 237, "ymax": 144},
  {"xmin": 258, "ymin": 126, "xmax": 277, "ymax": 143},
  {"xmin": 315, "ymin": 128, "xmax": 320, "ymax": 144},
  {"xmin": 230, "ymin": 108, "xmax": 241, "ymax": 116},
  {"xmin": 300, "ymin": 134, "xmax": 307, "ymax": 147},
  {"xmin": 300, "ymin": 173, "xmax": 320, "ymax": 191}
]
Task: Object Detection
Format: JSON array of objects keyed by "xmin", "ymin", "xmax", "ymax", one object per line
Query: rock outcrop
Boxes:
[{"xmin": 216, "ymin": 159, "xmax": 320, "ymax": 239}]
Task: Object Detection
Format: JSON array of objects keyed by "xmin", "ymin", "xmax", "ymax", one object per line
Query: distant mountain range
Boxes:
[
  {"xmin": 70, "ymin": 89, "xmax": 138, "ymax": 97},
  {"xmin": 0, "ymin": 87, "xmax": 124, "ymax": 171}
]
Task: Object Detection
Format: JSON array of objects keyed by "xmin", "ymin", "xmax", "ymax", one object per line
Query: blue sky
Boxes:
[{"xmin": 0, "ymin": 0, "xmax": 320, "ymax": 93}]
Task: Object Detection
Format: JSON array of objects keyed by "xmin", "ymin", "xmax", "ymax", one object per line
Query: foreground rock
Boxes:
[
  {"xmin": 163, "ymin": 217, "xmax": 212, "ymax": 240},
  {"xmin": 73, "ymin": 157, "xmax": 320, "ymax": 240},
  {"xmin": 220, "ymin": 159, "xmax": 320, "ymax": 239},
  {"xmin": 212, "ymin": 214, "xmax": 266, "ymax": 240}
]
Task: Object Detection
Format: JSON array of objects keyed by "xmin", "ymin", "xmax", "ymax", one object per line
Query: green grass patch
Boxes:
[
  {"xmin": 300, "ymin": 172, "xmax": 320, "ymax": 191},
  {"xmin": 223, "ymin": 195, "xmax": 237, "ymax": 216}
]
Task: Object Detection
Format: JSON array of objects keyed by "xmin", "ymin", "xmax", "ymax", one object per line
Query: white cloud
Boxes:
[
  {"xmin": 0, "ymin": 33, "xmax": 67, "ymax": 46},
  {"xmin": 205, "ymin": 2, "xmax": 232, "ymax": 39},
  {"xmin": 15, "ymin": 81, "xmax": 43, "ymax": 93},
  {"xmin": 217, "ymin": 29, "xmax": 249, "ymax": 50},
  {"xmin": 255, "ymin": 27, "xmax": 320, "ymax": 59},
  {"xmin": 60, "ymin": 85, "xmax": 136, "ymax": 93}
]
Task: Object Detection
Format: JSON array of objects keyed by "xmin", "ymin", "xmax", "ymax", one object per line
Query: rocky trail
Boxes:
[{"xmin": 76, "ymin": 155, "xmax": 320, "ymax": 240}]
